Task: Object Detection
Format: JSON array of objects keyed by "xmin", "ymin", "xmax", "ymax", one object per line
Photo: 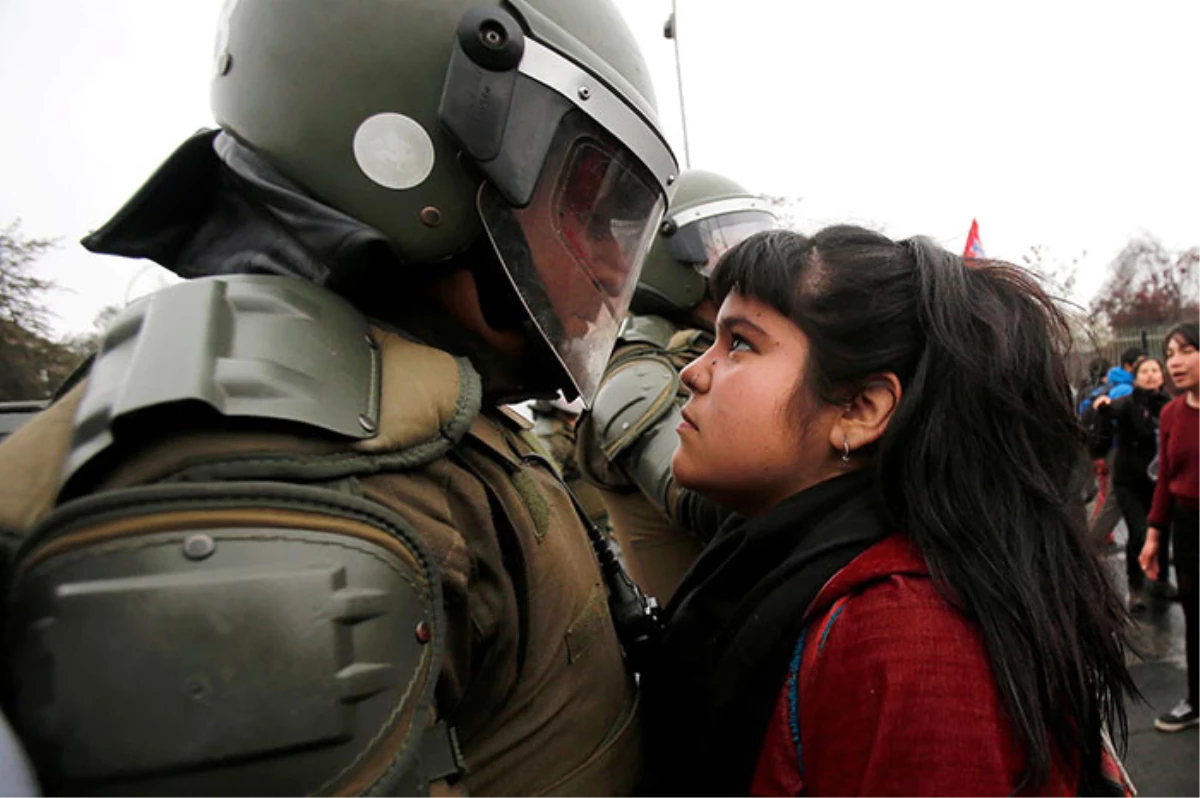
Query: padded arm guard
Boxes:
[
  {"xmin": 3, "ymin": 481, "xmax": 458, "ymax": 796},
  {"xmin": 590, "ymin": 353, "xmax": 682, "ymax": 512}
]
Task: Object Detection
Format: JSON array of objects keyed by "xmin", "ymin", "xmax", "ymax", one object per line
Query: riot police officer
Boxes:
[
  {"xmin": 0, "ymin": 1, "xmax": 676, "ymax": 794},
  {"xmin": 576, "ymin": 170, "xmax": 777, "ymax": 603}
]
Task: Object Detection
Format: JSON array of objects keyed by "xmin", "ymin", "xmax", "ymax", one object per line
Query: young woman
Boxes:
[
  {"xmin": 641, "ymin": 227, "xmax": 1134, "ymax": 796},
  {"xmin": 1139, "ymin": 322, "xmax": 1200, "ymax": 732},
  {"xmin": 1089, "ymin": 356, "xmax": 1172, "ymax": 611}
]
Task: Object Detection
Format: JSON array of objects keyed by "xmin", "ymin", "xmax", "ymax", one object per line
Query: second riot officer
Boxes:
[{"xmin": 0, "ymin": 0, "xmax": 676, "ymax": 794}]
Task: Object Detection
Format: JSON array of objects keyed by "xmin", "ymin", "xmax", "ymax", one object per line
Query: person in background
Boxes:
[
  {"xmin": 1139, "ymin": 322, "xmax": 1200, "ymax": 732},
  {"xmin": 641, "ymin": 227, "xmax": 1134, "ymax": 796},
  {"xmin": 1089, "ymin": 356, "xmax": 1172, "ymax": 612},
  {"xmin": 575, "ymin": 169, "xmax": 777, "ymax": 603},
  {"xmin": 1080, "ymin": 357, "xmax": 1113, "ymax": 403},
  {"xmin": 1075, "ymin": 357, "xmax": 1111, "ymax": 505},
  {"xmin": 1087, "ymin": 348, "xmax": 1145, "ymax": 547}
]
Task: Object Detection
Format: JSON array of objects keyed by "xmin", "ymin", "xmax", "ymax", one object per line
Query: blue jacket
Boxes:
[
  {"xmin": 1104, "ymin": 366, "xmax": 1134, "ymax": 400},
  {"xmin": 1078, "ymin": 366, "xmax": 1134, "ymax": 415}
]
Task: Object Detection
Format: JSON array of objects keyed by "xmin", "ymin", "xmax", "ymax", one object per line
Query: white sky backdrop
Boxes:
[{"xmin": 1, "ymin": 0, "xmax": 1196, "ymax": 337}]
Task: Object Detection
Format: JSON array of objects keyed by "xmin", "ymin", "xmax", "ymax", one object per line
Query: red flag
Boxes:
[{"xmin": 963, "ymin": 219, "xmax": 985, "ymax": 260}]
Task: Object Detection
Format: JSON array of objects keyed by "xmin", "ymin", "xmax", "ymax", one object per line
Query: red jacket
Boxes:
[{"xmin": 750, "ymin": 534, "xmax": 1081, "ymax": 797}]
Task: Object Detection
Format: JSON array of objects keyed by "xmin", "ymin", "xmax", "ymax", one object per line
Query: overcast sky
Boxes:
[{"xmin": 1, "ymin": 0, "xmax": 1196, "ymax": 337}]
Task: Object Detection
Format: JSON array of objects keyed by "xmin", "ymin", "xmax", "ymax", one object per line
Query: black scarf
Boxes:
[{"xmin": 641, "ymin": 471, "xmax": 892, "ymax": 796}]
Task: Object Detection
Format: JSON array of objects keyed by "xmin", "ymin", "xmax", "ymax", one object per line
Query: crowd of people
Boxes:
[
  {"xmin": 1077, "ymin": 329, "xmax": 1199, "ymax": 732},
  {"xmin": 0, "ymin": 1, "xmax": 1194, "ymax": 796}
]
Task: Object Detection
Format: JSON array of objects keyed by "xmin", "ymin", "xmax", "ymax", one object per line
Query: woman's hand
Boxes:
[
  {"xmin": 1093, "ymin": 395, "xmax": 1112, "ymax": 409},
  {"xmin": 1140, "ymin": 527, "xmax": 1161, "ymax": 581}
]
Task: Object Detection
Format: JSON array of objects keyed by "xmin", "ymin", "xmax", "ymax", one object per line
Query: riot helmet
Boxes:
[
  {"xmin": 632, "ymin": 170, "xmax": 776, "ymax": 318},
  {"xmin": 211, "ymin": 0, "xmax": 677, "ymax": 404}
]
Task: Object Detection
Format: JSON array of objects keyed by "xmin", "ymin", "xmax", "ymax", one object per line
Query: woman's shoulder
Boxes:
[
  {"xmin": 808, "ymin": 533, "xmax": 924, "ymax": 607},
  {"xmin": 791, "ymin": 554, "xmax": 1066, "ymax": 796},
  {"xmin": 812, "ymin": 561, "xmax": 987, "ymax": 667},
  {"xmin": 805, "ymin": 535, "xmax": 994, "ymax": 688}
]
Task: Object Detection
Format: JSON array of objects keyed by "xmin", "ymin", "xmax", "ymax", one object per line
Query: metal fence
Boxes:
[{"xmin": 1066, "ymin": 324, "xmax": 1177, "ymax": 392}]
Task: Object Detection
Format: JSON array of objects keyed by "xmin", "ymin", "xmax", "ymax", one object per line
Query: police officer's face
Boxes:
[{"xmin": 673, "ymin": 292, "xmax": 843, "ymax": 517}]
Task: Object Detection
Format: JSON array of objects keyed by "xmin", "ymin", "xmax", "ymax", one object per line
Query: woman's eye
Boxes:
[{"xmin": 730, "ymin": 334, "xmax": 752, "ymax": 353}]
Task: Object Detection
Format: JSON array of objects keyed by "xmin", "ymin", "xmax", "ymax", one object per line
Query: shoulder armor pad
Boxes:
[
  {"xmin": 617, "ymin": 314, "xmax": 677, "ymax": 350},
  {"xmin": 63, "ymin": 275, "xmax": 381, "ymax": 489},
  {"xmin": 592, "ymin": 353, "xmax": 681, "ymax": 461}
]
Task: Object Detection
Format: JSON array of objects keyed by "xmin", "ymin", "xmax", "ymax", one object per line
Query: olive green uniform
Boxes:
[{"xmin": 0, "ymin": 293, "xmax": 640, "ymax": 796}]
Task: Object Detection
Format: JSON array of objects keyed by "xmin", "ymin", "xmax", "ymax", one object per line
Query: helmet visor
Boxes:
[
  {"xmin": 666, "ymin": 209, "xmax": 778, "ymax": 277},
  {"xmin": 479, "ymin": 111, "xmax": 666, "ymax": 405}
]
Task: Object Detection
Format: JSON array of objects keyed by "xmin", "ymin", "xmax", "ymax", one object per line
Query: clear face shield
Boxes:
[
  {"xmin": 440, "ymin": 9, "xmax": 677, "ymax": 405},
  {"xmin": 664, "ymin": 200, "xmax": 779, "ymax": 277},
  {"xmin": 478, "ymin": 112, "xmax": 665, "ymax": 404}
]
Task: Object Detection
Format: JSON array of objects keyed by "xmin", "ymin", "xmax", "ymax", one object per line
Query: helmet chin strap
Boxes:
[{"xmin": 466, "ymin": 237, "xmax": 530, "ymax": 332}]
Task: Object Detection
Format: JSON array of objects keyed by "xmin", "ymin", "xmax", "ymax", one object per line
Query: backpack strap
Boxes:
[{"xmin": 786, "ymin": 595, "xmax": 854, "ymax": 782}]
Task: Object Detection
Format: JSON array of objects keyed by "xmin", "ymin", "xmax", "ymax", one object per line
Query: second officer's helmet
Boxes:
[
  {"xmin": 211, "ymin": 0, "xmax": 677, "ymax": 404},
  {"xmin": 631, "ymin": 169, "xmax": 777, "ymax": 319}
]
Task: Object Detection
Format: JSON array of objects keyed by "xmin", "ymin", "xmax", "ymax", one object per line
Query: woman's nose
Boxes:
[{"xmin": 680, "ymin": 352, "xmax": 714, "ymax": 394}]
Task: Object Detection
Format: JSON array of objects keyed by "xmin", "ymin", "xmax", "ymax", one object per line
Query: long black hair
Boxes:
[{"xmin": 710, "ymin": 226, "xmax": 1134, "ymax": 793}]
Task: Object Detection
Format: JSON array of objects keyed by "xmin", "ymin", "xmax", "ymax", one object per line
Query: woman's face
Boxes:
[
  {"xmin": 1166, "ymin": 335, "xmax": 1199, "ymax": 392},
  {"xmin": 1135, "ymin": 359, "xmax": 1164, "ymax": 391},
  {"xmin": 673, "ymin": 292, "xmax": 842, "ymax": 516}
]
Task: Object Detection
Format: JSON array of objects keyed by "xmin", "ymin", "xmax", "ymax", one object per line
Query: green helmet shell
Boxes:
[
  {"xmin": 211, "ymin": 0, "xmax": 669, "ymax": 265},
  {"xmin": 632, "ymin": 169, "xmax": 771, "ymax": 315}
]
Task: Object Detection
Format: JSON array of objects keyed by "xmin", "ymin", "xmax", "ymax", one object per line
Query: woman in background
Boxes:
[
  {"xmin": 1140, "ymin": 322, "xmax": 1200, "ymax": 732},
  {"xmin": 1089, "ymin": 356, "xmax": 1171, "ymax": 611}
]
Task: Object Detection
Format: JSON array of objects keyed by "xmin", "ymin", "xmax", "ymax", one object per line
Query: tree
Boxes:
[
  {"xmin": 1089, "ymin": 236, "xmax": 1199, "ymax": 330},
  {"xmin": 1020, "ymin": 244, "xmax": 1108, "ymax": 354},
  {"xmin": 0, "ymin": 221, "xmax": 79, "ymax": 400},
  {"xmin": 1020, "ymin": 244, "xmax": 1084, "ymax": 304},
  {"xmin": 0, "ymin": 221, "xmax": 57, "ymax": 338}
]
